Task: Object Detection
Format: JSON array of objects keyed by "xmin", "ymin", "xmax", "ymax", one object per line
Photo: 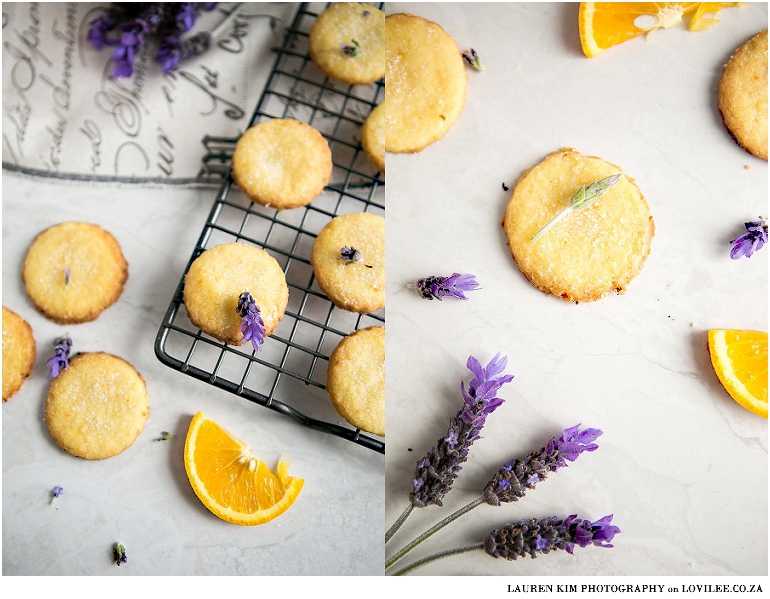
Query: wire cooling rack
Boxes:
[{"xmin": 155, "ymin": 2, "xmax": 385, "ymax": 453}]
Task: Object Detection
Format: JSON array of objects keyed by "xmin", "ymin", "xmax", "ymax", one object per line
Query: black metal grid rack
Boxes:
[{"xmin": 154, "ymin": 2, "xmax": 385, "ymax": 453}]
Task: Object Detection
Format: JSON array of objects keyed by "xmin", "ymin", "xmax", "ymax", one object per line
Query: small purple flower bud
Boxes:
[
  {"xmin": 730, "ymin": 218, "xmax": 767, "ymax": 259},
  {"xmin": 236, "ymin": 290, "xmax": 266, "ymax": 352},
  {"xmin": 47, "ymin": 336, "xmax": 72, "ymax": 379},
  {"xmin": 408, "ymin": 273, "xmax": 480, "ymax": 301}
]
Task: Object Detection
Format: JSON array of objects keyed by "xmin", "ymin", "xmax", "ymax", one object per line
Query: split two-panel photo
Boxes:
[{"xmin": 2, "ymin": 1, "xmax": 767, "ymax": 583}]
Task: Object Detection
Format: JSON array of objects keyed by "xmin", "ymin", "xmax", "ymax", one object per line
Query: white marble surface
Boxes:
[
  {"xmin": 1, "ymin": 175, "xmax": 384, "ymax": 576},
  {"xmin": 385, "ymin": 3, "xmax": 768, "ymax": 578}
]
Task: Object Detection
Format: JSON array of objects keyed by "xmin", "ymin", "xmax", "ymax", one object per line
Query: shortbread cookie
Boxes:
[
  {"xmin": 2, "ymin": 307, "xmax": 36, "ymax": 401},
  {"xmin": 326, "ymin": 326, "xmax": 384, "ymax": 436},
  {"xmin": 184, "ymin": 243, "xmax": 289, "ymax": 345},
  {"xmin": 309, "ymin": 3, "xmax": 385, "ymax": 85},
  {"xmin": 45, "ymin": 352, "xmax": 149, "ymax": 460},
  {"xmin": 311, "ymin": 212, "xmax": 385, "ymax": 313},
  {"xmin": 385, "ymin": 13, "xmax": 467, "ymax": 153},
  {"xmin": 22, "ymin": 222, "xmax": 128, "ymax": 324},
  {"xmin": 719, "ymin": 30, "xmax": 768, "ymax": 160},
  {"xmin": 503, "ymin": 148, "xmax": 654, "ymax": 303},
  {"xmin": 361, "ymin": 103, "xmax": 385, "ymax": 172},
  {"xmin": 231, "ymin": 119, "xmax": 333, "ymax": 209}
]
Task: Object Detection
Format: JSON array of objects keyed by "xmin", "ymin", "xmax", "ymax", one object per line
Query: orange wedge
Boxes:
[
  {"xmin": 579, "ymin": 3, "xmax": 745, "ymax": 57},
  {"xmin": 184, "ymin": 412, "xmax": 304, "ymax": 525},
  {"xmin": 708, "ymin": 330, "xmax": 768, "ymax": 418}
]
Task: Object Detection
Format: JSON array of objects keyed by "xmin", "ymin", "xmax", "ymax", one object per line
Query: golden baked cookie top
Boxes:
[
  {"xmin": 183, "ymin": 243, "xmax": 289, "ymax": 346},
  {"xmin": 22, "ymin": 222, "xmax": 128, "ymax": 324},
  {"xmin": 384, "ymin": 13, "xmax": 467, "ymax": 153},
  {"xmin": 309, "ymin": 3, "xmax": 385, "ymax": 85},
  {"xmin": 719, "ymin": 30, "xmax": 768, "ymax": 160},
  {"xmin": 326, "ymin": 325, "xmax": 385, "ymax": 436},
  {"xmin": 2, "ymin": 306, "xmax": 36, "ymax": 401},
  {"xmin": 311, "ymin": 212, "xmax": 385, "ymax": 314},
  {"xmin": 231, "ymin": 119, "xmax": 333, "ymax": 209},
  {"xmin": 361, "ymin": 103, "xmax": 385, "ymax": 173},
  {"xmin": 45, "ymin": 352, "xmax": 150, "ymax": 460},
  {"xmin": 503, "ymin": 148, "xmax": 654, "ymax": 303}
]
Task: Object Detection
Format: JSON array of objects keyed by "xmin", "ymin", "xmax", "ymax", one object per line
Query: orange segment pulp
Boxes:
[
  {"xmin": 708, "ymin": 330, "xmax": 768, "ymax": 418},
  {"xmin": 579, "ymin": 3, "xmax": 746, "ymax": 57},
  {"xmin": 184, "ymin": 412, "xmax": 304, "ymax": 525}
]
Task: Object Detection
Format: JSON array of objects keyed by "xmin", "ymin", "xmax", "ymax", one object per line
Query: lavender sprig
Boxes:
[
  {"xmin": 531, "ymin": 174, "xmax": 621, "ymax": 243},
  {"xmin": 385, "ymin": 424, "xmax": 601, "ymax": 570},
  {"xmin": 236, "ymin": 290, "xmax": 266, "ymax": 352},
  {"xmin": 462, "ymin": 48, "xmax": 484, "ymax": 71},
  {"xmin": 409, "ymin": 353, "xmax": 514, "ymax": 509},
  {"xmin": 50, "ymin": 486, "xmax": 63, "ymax": 505},
  {"xmin": 407, "ymin": 273, "xmax": 480, "ymax": 301},
  {"xmin": 111, "ymin": 3, "xmax": 167, "ymax": 78},
  {"xmin": 157, "ymin": 31, "xmax": 211, "ymax": 73},
  {"xmin": 339, "ymin": 246, "xmax": 363, "ymax": 265},
  {"xmin": 390, "ymin": 514, "xmax": 619, "ymax": 575},
  {"xmin": 730, "ymin": 217, "xmax": 767, "ymax": 259},
  {"xmin": 112, "ymin": 542, "xmax": 128, "ymax": 566},
  {"xmin": 46, "ymin": 336, "xmax": 72, "ymax": 379},
  {"xmin": 342, "ymin": 39, "xmax": 361, "ymax": 57},
  {"xmin": 483, "ymin": 424, "xmax": 602, "ymax": 506}
]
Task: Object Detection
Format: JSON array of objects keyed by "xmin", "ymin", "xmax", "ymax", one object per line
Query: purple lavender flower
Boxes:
[
  {"xmin": 64, "ymin": 268, "xmax": 71, "ymax": 286},
  {"xmin": 730, "ymin": 218, "xmax": 767, "ymax": 259},
  {"xmin": 410, "ymin": 353, "xmax": 514, "ymax": 508},
  {"xmin": 462, "ymin": 48, "xmax": 484, "ymax": 71},
  {"xmin": 50, "ymin": 486, "xmax": 63, "ymax": 505},
  {"xmin": 113, "ymin": 542, "xmax": 128, "ymax": 566},
  {"xmin": 408, "ymin": 273, "xmax": 480, "ymax": 301},
  {"xmin": 87, "ymin": 4, "xmax": 144, "ymax": 50},
  {"xmin": 47, "ymin": 336, "xmax": 72, "ymax": 379},
  {"xmin": 484, "ymin": 514, "xmax": 619, "ymax": 560},
  {"xmin": 342, "ymin": 39, "xmax": 361, "ymax": 57},
  {"xmin": 482, "ymin": 424, "xmax": 602, "ymax": 506},
  {"xmin": 157, "ymin": 31, "xmax": 211, "ymax": 73},
  {"xmin": 110, "ymin": 4, "xmax": 167, "ymax": 77},
  {"xmin": 236, "ymin": 290, "xmax": 266, "ymax": 352},
  {"xmin": 339, "ymin": 246, "xmax": 363, "ymax": 265}
]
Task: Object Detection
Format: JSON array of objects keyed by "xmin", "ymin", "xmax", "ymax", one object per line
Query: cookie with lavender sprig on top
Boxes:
[
  {"xmin": 311, "ymin": 212, "xmax": 385, "ymax": 314},
  {"xmin": 309, "ymin": 3, "xmax": 385, "ymax": 85},
  {"xmin": 183, "ymin": 243, "xmax": 288, "ymax": 348},
  {"xmin": 22, "ymin": 222, "xmax": 128, "ymax": 324},
  {"xmin": 2, "ymin": 307, "xmax": 36, "ymax": 401},
  {"xmin": 45, "ymin": 351, "xmax": 150, "ymax": 460},
  {"xmin": 718, "ymin": 30, "xmax": 768, "ymax": 160},
  {"xmin": 503, "ymin": 148, "xmax": 654, "ymax": 303},
  {"xmin": 326, "ymin": 325, "xmax": 385, "ymax": 436}
]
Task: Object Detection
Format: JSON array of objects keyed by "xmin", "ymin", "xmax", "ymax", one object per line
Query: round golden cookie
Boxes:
[
  {"xmin": 22, "ymin": 222, "xmax": 128, "ymax": 324},
  {"xmin": 45, "ymin": 352, "xmax": 149, "ymax": 460},
  {"xmin": 503, "ymin": 148, "xmax": 654, "ymax": 303},
  {"xmin": 384, "ymin": 13, "xmax": 467, "ymax": 153},
  {"xmin": 311, "ymin": 212, "xmax": 385, "ymax": 313},
  {"xmin": 719, "ymin": 30, "xmax": 768, "ymax": 160},
  {"xmin": 361, "ymin": 103, "xmax": 385, "ymax": 173},
  {"xmin": 326, "ymin": 326, "xmax": 384, "ymax": 436},
  {"xmin": 231, "ymin": 119, "xmax": 333, "ymax": 209},
  {"xmin": 309, "ymin": 3, "xmax": 385, "ymax": 85},
  {"xmin": 184, "ymin": 243, "xmax": 288, "ymax": 345},
  {"xmin": 2, "ymin": 307, "xmax": 36, "ymax": 401}
]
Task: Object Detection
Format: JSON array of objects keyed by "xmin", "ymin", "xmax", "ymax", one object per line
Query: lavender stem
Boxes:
[
  {"xmin": 385, "ymin": 503, "xmax": 414, "ymax": 544},
  {"xmin": 385, "ymin": 497, "xmax": 484, "ymax": 569},
  {"xmin": 210, "ymin": 2, "xmax": 244, "ymax": 40},
  {"xmin": 390, "ymin": 543, "xmax": 483, "ymax": 576}
]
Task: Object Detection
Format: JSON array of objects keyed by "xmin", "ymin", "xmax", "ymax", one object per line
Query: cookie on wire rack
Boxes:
[
  {"xmin": 45, "ymin": 352, "xmax": 150, "ymax": 460},
  {"xmin": 231, "ymin": 119, "xmax": 333, "ymax": 210},
  {"xmin": 2, "ymin": 306, "xmax": 36, "ymax": 401},
  {"xmin": 311, "ymin": 212, "xmax": 385, "ymax": 314},
  {"xmin": 309, "ymin": 2, "xmax": 385, "ymax": 85},
  {"xmin": 22, "ymin": 222, "xmax": 128, "ymax": 324},
  {"xmin": 326, "ymin": 325, "xmax": 385, "ymax": 436},
  {"xmin": 718, "ymin": 30, "xmax": 768, "ymax": 160},
  {"xmin": 183, "ymin": 243, "xmax": 289, "ymax": 346}
]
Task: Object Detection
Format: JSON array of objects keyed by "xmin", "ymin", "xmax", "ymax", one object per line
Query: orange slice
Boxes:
[
  {"xmin": 579, "ymin": 3, "xmax": 745, "ymax": 57},
  {"xmin": 184, "ymin": 412, "xmax": 304, "ymax": 525},
  {"xmin": 708, "ymin": 330, "xmax": 768, "ymax": 418}
]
